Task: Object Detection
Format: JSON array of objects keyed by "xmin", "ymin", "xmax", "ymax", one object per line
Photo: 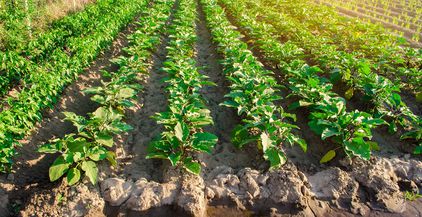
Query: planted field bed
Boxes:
[
  {"xmin": 0, "ymin": 0, "xmax": 421, "ymax": 216},
  {"xmin": 315, "ymin": 0, "xmax": 422, "ymax": 46}
]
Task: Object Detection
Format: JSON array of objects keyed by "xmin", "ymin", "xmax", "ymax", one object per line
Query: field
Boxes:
[{"xmin": 0, "ymin": 0, "xmax": 421, "ymax": 216}]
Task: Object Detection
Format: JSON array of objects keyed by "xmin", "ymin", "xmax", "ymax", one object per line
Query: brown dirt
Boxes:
[{"xmin": 1, "ymin": 0, "xmax": 422, "ymax": 217}]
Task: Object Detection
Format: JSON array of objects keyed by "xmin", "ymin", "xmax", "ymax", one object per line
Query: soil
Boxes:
[{"xmin": 0, "ymin": 0, "xmax": 421, "ymax": 217}]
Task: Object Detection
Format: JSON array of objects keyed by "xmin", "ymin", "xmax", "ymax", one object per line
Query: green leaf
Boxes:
[
  {"xmin": 288, "ymin": 101, "xmax": 300, "ymax": 110},
  {"xmin": 38, "ymin": 143, "xmax": 59, "ymax": 153},
  {"xmin": 308, "ymin": 120, "xmax": 324, "ymax": 135},
  {"xmin": 67, "ymin": 139, "xmax": 86, "ymax": 153},
  {"xmin": 91, "ymin": 95, "xmax": 106, "ymax": 104},
  {"xmin": 345, "ymin": 88, "xmax": 354, "ymax": 100},
  {"xmin": 388, "ymin": 122, "xmax": 398, "ymax": 134},
  {"xmin": 321, "ymin": 127, "xmax": 340, "ymax": 140},
  {"xmin": 106, "ymin": 151, "xmax": 117, "ymax": 166},
  {"xmin": 295, "ymin": 138, "xmax": 307, "ymax": 152},
  {"xmin": 49, "ymin": 156, "xmax": 70, "ymax": 182},
  {"xmin": 81, "ymin": 161, "xmax": 98, "ymax": 185},
  {"xmin": 168, "ymin": 152, "xmax": 181, "ymax": 166},
  {"xmin": 264, "ymin": 148, "xmax": 286, "ymax": 169},
  {"xmin": 299, "ymin": 100, "xmax": 313, "ymax": 107},
  {"xmin": 192, "ymin": 132, "xmax": 218, "ymax": 153},
  {"xmin": 414, "ymin": 145, "xmax": 422, "ymax": 155},
  {"xmin": 88, "ymin": 147, "xmax": 107, "ymax": 161},
  {"xmin": 220, "ymin": 100, "xmax": 238, "ymax": 108},
  {"xmin": 175, "ymin": 122, "xmax": 189, "ymax": 142},
  {"xmin": 364, "ymin": 118, "xmax": 386, "ymax": 126},
  {"xmin": 95, "ymin": 133, "xmax": 113, "ymax": 147},
  {"xmin": 184, "ymin": 158, "xmax": 201, "ymax": 175},
  {"xmin": 120, "ymin": 99, "xmax": 135, "ymax": 107},
  {"xmin": 391, "ymin": 93, "xmax": 402, "ymax": 105},
  {"xmin": 114, "ymin": 122, "xmax": 133, "ymax": 132},
  {"xmin": 67, "ymin": 168, "xmax": 81, "ymax": 186},
  {"xmin": 344, "ymin": 137, "xmax": 371, "ymax": 160},
  {"xmin": 73, "ymin": 152, "xmax": 83, "ymax": 162},
  {"xmin": 93, "ymin": 107, "xmax": 109, "ymax": 120},
  {"xmin": 320, "ymin": 150, "xmax": 336, "ymax": 163},
  {"xmin": 231, "ymin": 125, "xmax": 257, "ymax": 148},
  {"xmin": 116, "ymin": 88, "xmax": 136, "ymax": 99}
]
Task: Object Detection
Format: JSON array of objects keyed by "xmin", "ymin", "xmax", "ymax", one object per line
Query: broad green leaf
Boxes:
[
  {"xmin": 93, "ymin": 107, "xmax": 109, "ymax": 120},
  {"xmin": 120, "ymin": 99, "xmax": 135, "ymax": 107},
  {"xmin": 344, "ymin": 137, "xmax": 371, "ymax": 160},
  {"xmin": 231, "ymin": 125, "xmax": 257, "ymax": 148},
  {"xmin": 114, "ymin": 122, "xmax": 133, "ymax": 132},
  {"xmin": 388, "ymin": 122, "xmax": 398, "ymax": 134},
  {"xmin": 49, "ymin": 156, "xmax": 70, "ymax": 182},
  {"xmin": 400, "ymin": 130, "xmax": 421, "ymax": 140},
  {"xmin": 308, "ymin": 120, "xmax": 324, "ymax": 135},
  {"xmin": 67, "ymin": 139, "xmax": 86, "ymax": 152},
  {"xmin": 264, "ymin": 148, "xmax": 286, "ymax": 169},
  {"xmin": 321, "ymin": 127, "xmax": 340, "ymax": 140},
  {"xmin": 299, "ymin": 100, "xmax": 313, "ymax": 107},
  {"xmin": 88, "ymin": 147, "xmax": 107, "ymax": 161},
  {"xmin": 106, "ymin": 151, "xmax": 117, "ymax": 166},
  {"xmin": 73, "ymin": 152, "xmax": 83, "ymax": 162},
  {"xmin": 364, "ymin": 118, "xmax": 386, "ymax": 126},
  {"xmin": 288, "ymin": 101, "xmax": 300, "ymax": 110},
  {"xmin": 414, "ymin": 145, "xmax": 422, "ymax": 155},
  {"xmin": 184, "ymin": 159, "xmax": 201, "ymax": 175},
  {"xmin": 67, "ymin": 168, "xmax": 81, "ymax": 186},
  {"xmin": 81, "ymin": 161, "xmax": 98, "ymax": 185},
  {"xmin": 320, "ymin": 150, "xmax": 336, "ymax": 163},
  {"xmin": 295, "ymin": 138, "xmax": 307, "ymax": 152},
  {"xmin": 117, "ymin": 88, "xmax": 136, "ymax": 99},
  {"xmin": 391, "ymin": 93, "xmax": 402, "ymax": 105},
  {"xmin": 220, "ymin": 100, "xmax": 238, "ymax": 108},
  {"xmin": 95, "ymin": 133, "xmax": 113, "ymax": 147},
  {"xmin": 175, "ymin": 122, "xmax": 189, "ymax": 142},
  {"xmin": 168, "ymin": 152, "xmax": 181, "ymax": 166},
  {"xmin": 91, "ymin": 95, "xmax": 106, "ymax": 104},
  {"xmin": 38, "ymin": 143, "xmax": 59, "ymax": 153},
  {"xmin": 192, "ymin": 132, "xmax": 218, "ymax": 153},
  {"xmin": 83, "ymin": 87, "xmax": 102, "ymax": 94}
]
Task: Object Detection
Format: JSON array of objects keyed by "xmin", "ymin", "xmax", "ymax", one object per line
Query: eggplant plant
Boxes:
[
  {"xmin": 221, "ymin": 0, "xmax": 386, "ymax": 162},
  {"xmin": 201, "ymin": 0, "xmax": 306, "ymax": 168},
  {"xmin": 147, "ymin": 0, "xmax": 218, "ymax": 175},
  {"xmin": 36, "ymin": 0, "xmax": 175, "ymax": 184},
  {"xmin": 0, "ymin": 0, "xmax": 152, "ymax": 173}
]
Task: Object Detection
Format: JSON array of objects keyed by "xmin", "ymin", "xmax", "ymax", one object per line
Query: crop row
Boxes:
[
  {"xmin": 0, "ymin": 0, "xmax": 149, "ymax": 173},
  {"xmin": 200, "ymin": 0, "xmax": 307, "ymax": 168},
  {"xmin": 147, "ymin": 0, "xmax": 218, "ymax": 174},
  {"xmin": 0, "ymin": 0, "xmax": 133, "ymax": 97},
  {"xmin": 320, "ymin": 0, "xmax": 422, "ymax": 22},
  {"xmin": 317, "ymin": 0, "xmax": 422, "ymax": 45},
  {"xmin": 258, "ymin": 0, "xmax": 421, "ymax": 98},
  {"xmin": 227, "ymin": 0, "xmax": 421, "ymax": 147},
  {"xmin": 220, "ymin": 0, "xmax": 388, "ymax": 161},
  {"xmin": 38, "ymin": 0, "xmax": 176, "ymax": 185}
]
